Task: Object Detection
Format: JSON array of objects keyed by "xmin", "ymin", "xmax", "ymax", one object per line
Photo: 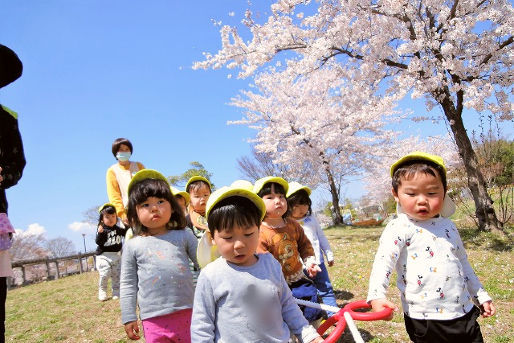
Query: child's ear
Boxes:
[{"xmin": 391, "ymin": 188, "xmax": 399, "ymax": 202}]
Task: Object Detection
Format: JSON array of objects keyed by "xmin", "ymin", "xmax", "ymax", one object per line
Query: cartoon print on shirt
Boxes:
[
  {"xmin": 394, "ymin": 236, "xmax": 402, "ymax": 245},
  {"xmin": 436, "ymin": 287, "xmax": 445, "ymax": 299},
  {"xmin": 417, "ymin": 275, "xmax": 423, "ymax": 286},
  {"xmin": 425, "ymin": 246, "xmax": 434, "ymax": 257}
]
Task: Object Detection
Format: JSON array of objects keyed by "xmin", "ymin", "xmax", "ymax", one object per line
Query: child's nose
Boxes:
[{"xmin": 234, "ymin": 240, "xmax": 245, "ymax": 249}]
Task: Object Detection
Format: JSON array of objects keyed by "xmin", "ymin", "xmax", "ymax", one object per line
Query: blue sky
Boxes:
[{"xmin": 1, "ymin": 1, "xmax": 511, "ymax": 252}]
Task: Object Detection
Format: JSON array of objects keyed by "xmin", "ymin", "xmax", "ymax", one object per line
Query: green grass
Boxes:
[{"xmin": 6, "ymin": 225, "xmax": 513, "ymax": 342}]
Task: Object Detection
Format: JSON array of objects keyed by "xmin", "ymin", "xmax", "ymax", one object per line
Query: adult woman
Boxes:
[{"xmin": 106, "ymin": 138, "xmax": 144, "ymax": 225}]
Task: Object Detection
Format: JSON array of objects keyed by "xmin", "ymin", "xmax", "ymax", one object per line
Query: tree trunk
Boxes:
[
  {"xmin": 440, "ymin": 94, "xmax": 501, "ymax": 232},
  {"xmin": 325, "ymin": 167, "xmax": 343, "ymax": 225}
]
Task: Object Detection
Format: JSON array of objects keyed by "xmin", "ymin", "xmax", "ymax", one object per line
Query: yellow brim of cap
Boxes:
[
  {"xmin": 253, "ymin": 176, "xmax": 289, "ymax": 195},
  {"xmin": 390, "ymin": 151, "xmax": 446, "ymax": 177},
  {"xmin": 286, "ymin": 181, "xmax": 311, "ymax": 198},
  {"xmin": 98, "ymin": 203, "xmax": 116, "ymax": 213},
  {"xmin": 206, "ymin": 186, "xmax": 266, "ymax": 221},
  {"xmin": 185, "ymin": 175, "xmax": 211, "ymax": 191},
  {"xmin": 128, "ymin": 169, "xmax": 169, "ymax": 194}
]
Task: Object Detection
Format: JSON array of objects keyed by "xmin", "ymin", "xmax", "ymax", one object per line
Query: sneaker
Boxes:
[
  {"xmin": 112, "ymin": 295, "xmax": 119, "ymax": 300},
  {"xmin": 99, "ymin": 290, "xmax": 108, "ymax": 301}
]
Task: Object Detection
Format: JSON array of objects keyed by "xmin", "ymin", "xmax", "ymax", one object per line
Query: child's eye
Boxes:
[
  {"xmin": 141, "ymin": 203, "xmax": 150, "ymax": 208},
  {"xmin": 157, "ymin": 200, "xmax": 166, "ymax": 205},
  {"xmin": 244, "ymin": 232, "xmax": 254, "ymax": 237}
]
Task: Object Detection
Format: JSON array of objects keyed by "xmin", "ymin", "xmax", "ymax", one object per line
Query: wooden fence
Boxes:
[{"xmin": 9, "ymin": 252, "xmax": 97, "ymax": 288}]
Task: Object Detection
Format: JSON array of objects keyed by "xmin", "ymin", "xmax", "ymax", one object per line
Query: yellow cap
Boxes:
[
  {"xmin": 230, "ymin": 179, "xmax": 254, "ymax": 191},
  {"xmin": 286, "ymin": 181, "xmax": 312, "ymax": 198},
  {"xmin": 185, "ymin": 176, "xmax": 212, "ymax": 192},
  {"xmin": 253, "ymin": 176, "xmax": 289, "ymax": 195},
  {"xmin": 128, "ymin": 169, "xmax": 169, "ymax": 194},
  {"xmin": 170, "ymin": 186, "xmax": 190, "ymax": 205},
  {"xmin": 206, "ymin": 185, "xmax": 266, "ymax": 221},
  {"xmin": 390, "ymin": 152, "xmax": 446, "ymax": 177},
  {"xmin": 98, "ymin": 203, "xmax": 116, "ymax": 213}
]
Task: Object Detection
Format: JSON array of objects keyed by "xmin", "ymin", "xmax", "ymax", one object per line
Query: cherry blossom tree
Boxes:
[
  {"xmin": 195, "ymin": 0, "xmax": 513, "ymax": 231},
  {"xmin": 229, "ymin": 66, "xmax": 399, "ymax": 224}
]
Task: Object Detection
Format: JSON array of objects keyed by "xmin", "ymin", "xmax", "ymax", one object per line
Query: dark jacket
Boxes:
[{"xmin": 0, "ymin": 106, "xmax": 26, "ymax": 214}]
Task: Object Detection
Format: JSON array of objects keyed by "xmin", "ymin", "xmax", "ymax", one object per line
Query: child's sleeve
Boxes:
[
  {"xmin": 314, "ymin": 217, "xmax": 334, "ymax": 262},
  {"xmin": 295, "ymin": 222, "xmax": 316, "ymax": 264},
  {"xmin": 366, "ymin": 221, "xmax": 404, "ymax": 302},
  {"xmin": 453, "ymin": 224, "xmax": 492, "ymax": 305},
  {"xmin": 190, "ymin": 272, "xmax": 216, "ymax": 343},
  {"xmin": 120, "ymin": 241, "xmax": 139, "ymax": 324},
  {"xmin": 256, "ymin": 229, "xmax": 270, "ymax": 253},
  {"xmin": 278, "ymin": 260, "xmax": 320, "ymax": 342},
  {"xmin": 95, "ymin": 227, "xmax": 107, "ymax": 246},
  {"xmin": 185, "ymin": 229, "xmax": 200, "ymax": 270}
]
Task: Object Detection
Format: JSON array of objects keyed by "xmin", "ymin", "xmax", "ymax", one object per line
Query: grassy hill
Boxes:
[{"xmin": 6, "ymin": 226, "xmax": 513, "ymax": 343}]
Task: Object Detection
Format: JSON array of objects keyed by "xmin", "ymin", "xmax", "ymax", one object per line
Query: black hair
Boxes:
[
  {"xmin": 126, "ymin": 178, "xmax": 186, "ymax": 234},
  {"xmin": 111, "ymin": 137, "xmax": 133, "ymax": 157},
  {"xmin": 392, "ymin": 160, "xmax": 447, "ymax": 193},
  {"xmin": 97, "ymin": 205, "xmax": 116, "ymax": 227},
  {"xmin": 186, "ymin": 180, "xmax": 211, "ymax": 193},
  {"xmin": 207, "ymin": 196, "xmax": 262, "ymax": 236},
  {"xmin": 287, "ymin": 189, "xmax": 312, "ymax": 217}
]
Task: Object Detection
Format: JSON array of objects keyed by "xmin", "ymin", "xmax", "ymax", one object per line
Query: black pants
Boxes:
[
  {"xmin": 0, "ymin": 277, "xmax": 6, "ymax": 343},
  {"xmin": 404, "ymin": 307, "xmax": 484, "ymax": 343}
]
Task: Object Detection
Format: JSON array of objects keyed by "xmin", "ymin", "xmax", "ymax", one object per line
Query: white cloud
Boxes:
[
  {"xmin": 15, "ymin": 223, "xmax": 47, "ymax": 237},
  {"xmin": 68, "ymin": 221, "xmax": 96, "ymax": 234}
]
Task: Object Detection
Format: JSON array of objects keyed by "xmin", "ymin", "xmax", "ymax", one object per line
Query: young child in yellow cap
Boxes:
[
  {"xmin": 191, "ymin": 184, "xmax": 323, "ymax": 343},
  {"xmin": 254, "ymin": 176, "xmax": 323, "ymax": 323},
  {"xmin": 95, "ymin": 203, "xmax": 128, "ymax": 301},
  {"xmin": 367, "ymin": 152, "xmax": 495, "ymax": 343},
  {"xmin": 120, "ymin": 170, "xmax": 199, "ymax": 342},
  {"xmin": 186, "ymin": 176, "xmax": 212, "ymax": 238}
]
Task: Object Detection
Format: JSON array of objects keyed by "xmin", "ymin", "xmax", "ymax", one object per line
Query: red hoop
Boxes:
[{"xmin": 317, "ymin": 300, "xmax": 393, "ymax": 343}]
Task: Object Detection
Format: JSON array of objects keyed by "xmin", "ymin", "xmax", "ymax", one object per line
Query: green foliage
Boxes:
[{"xmin": 167, "ymin": 161, "xmax": 215, "ymax": 190}]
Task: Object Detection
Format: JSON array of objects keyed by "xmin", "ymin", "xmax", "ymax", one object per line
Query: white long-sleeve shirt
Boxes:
[
  {"xmin": 297, "ymin": 215, "xmax": 334, "ymax": 265},
  {"xmin": 367, "ymin": 213, "xmax": 491, "ymax": 320}
]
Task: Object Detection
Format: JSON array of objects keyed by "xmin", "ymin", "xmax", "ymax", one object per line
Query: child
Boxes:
[
  {"xmin": 287, "ymin": 182, "xmax": 339, "ymax": 317},
  {"xmin": 254, "ymin": 176, "xmax": 323, "ymax": 322},
  {"xmin": 120, "ymin": 169, "xmax": 199, "ymax": 342},
  {"xmin": 95, "ymin": 203, "xmax": 127, "ymax": 301},
  {"xmin": 367, "ymin": 152, "xmax": 495, "ymax": 343},
  {"xmin": 191, "ymin": 185, "xmax": 323, "ymax": 343},
  {"xmin": 186, "ymin": 176, "xmax": 211, "ymax": 238}
]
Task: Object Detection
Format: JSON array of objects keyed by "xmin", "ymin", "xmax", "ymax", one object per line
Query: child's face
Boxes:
[
  {"xmin": 291, "ymin": 203, "xmax": 309, "ymax": 219},
  {"xmin": 189, "ymin": 184, "xmax": 211, "ymax": 214},
  {"xmin": 136, "ymin": 196, "xmax": 173, "ymax": 234},
  {"xmin": 262, "ymin": 185, "xmax": 287, "ymax": 219},
  {"xmin": 393, "ymin": 171, "xmax": 445, "ymax": 221},
  {"xmin": 213, "ymin": 224, "xmax": 259, "ymax": 266},
  {"xmin": 102, "ymin": 212, "xmax": 117, "ymax": 227}
]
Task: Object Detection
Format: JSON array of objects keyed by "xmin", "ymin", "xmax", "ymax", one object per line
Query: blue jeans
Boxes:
[{"xmin": 313, "ymin": 262, "xmax": 338, "ymax": 317}]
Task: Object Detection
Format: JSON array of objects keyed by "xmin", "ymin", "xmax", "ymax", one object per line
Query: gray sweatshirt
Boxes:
[
  {"xmin": 191, "ymin": 252, "xmax": 320, "ymax": 343},
  {"xmin": 120, "ymin": 229, "xmax": 199, "ymax": 324}
]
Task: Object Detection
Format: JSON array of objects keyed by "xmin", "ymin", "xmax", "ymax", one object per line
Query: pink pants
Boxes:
[{"xmin": 142, "ymin": 308, "xmax": 192, "ymax": 343}]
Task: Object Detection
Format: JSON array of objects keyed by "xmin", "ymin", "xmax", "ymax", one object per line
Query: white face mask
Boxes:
[{"xmin": 116, "ymin": 151, "xmax": 131, "ymax": 162}]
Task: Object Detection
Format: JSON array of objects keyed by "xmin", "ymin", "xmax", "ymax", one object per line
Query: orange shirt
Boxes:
[{"xmin": 257, "ymin": 218, "xmax": 315, "ymax": 283}]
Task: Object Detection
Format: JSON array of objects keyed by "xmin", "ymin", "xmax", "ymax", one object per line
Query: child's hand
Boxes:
[
  {"xmin": 480, "ymin": 300, "xmax": 496, "ymax": 318},
  {"xmin": 328, "ymin": 259, "xmax": 334, "ymax": 267},
  {"xmin": 309, "ymin": 336, "xmax": 324, "ymax": 343},
  {"xmin": 97, "ymin": 225, "xmax": 104, "ymax": 233},
  {"xmin": 124, "ymin": 321, "xmax": 140, "ymax": 340},
  {"xmin": 370, "ymin": 298, "xmax": 397, "ymax": 320},
  {"xmin": 307, "ymin": 263, "xmax": 321, "ymax": 278}
]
